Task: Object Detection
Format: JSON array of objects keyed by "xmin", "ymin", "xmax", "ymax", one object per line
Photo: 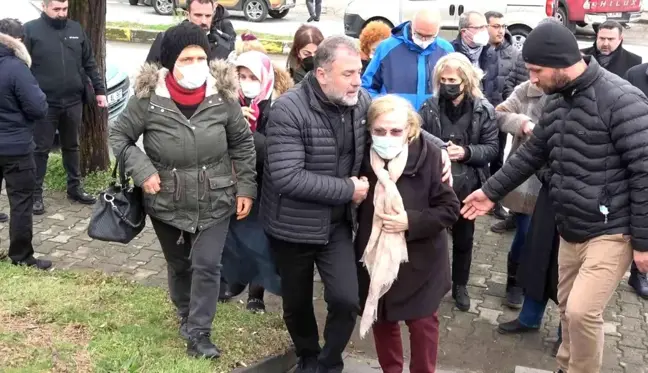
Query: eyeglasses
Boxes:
[
  {"xmin": 488, "ymin": 24, "xmax": 508, "ymax": 30},
  {"xmin": 413, "ymin": 32, "xmax": 438, "ymax": 41},
  {"xmin": 465, "ymin": 25, "xmax": 488, "ymax": 31}
]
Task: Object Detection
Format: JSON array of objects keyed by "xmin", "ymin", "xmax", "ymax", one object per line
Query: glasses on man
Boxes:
[
  {"xmin": 413, "ymin": 32, "xmax": 437, "ymax": 41},
  {"xmin": 465, "ymin": 25, "xmax": 488, "ymax": 31}
]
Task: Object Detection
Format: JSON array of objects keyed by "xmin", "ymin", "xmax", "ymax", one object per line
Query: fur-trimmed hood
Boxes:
[
  {"xmin": 134, "ymin": 59, "xmax": 238, "ymax": 101},
  {"xmin": 0, "ymin": 32, "xmax": 31, "ymax": 67}
]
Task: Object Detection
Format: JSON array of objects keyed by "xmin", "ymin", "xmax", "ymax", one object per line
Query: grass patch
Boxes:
[
  {"xmin": 0, "ymin": 263, "xmax": 291, "ymax": 372},
  {"xmin": 44, "ymin": 153, "xmax": 114, "ymax": 195},
  {"xmin": 106, "ymin": 21, "xmax": 293, "ymax": 41}
]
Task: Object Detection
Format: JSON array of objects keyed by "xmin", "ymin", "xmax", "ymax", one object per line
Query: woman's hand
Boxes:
[
  {"xmin": 236, "ymin": 196, "xmax": 254, "ymax": 220},
  {"xmin": 142, "ymin": 173, "xmax": 161, "ymax": 194},
  {"xmin": 378, "ymin": 211, "xmax": 408, "ymax": 233},
  {"xmin": 241, "ymin": 106, "xmax": 257, "ymax": 125},
  {"xmin": 441, "ymin": 149, "xmax": 453, "ymax": 186},
  {"xmin": 447, "ymin": 141, "xmax": 466, "ymax": 161}
]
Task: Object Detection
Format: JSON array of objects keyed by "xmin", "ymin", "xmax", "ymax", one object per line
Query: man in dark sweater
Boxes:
[{"xmin": 0, "ymin": 18, "xmax": 50, "ymax": 269}]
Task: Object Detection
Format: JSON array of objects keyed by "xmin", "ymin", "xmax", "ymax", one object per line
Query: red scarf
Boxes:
[{"xmin": 165, "ymin": 74, "xmax": 206, "ymax": 106}]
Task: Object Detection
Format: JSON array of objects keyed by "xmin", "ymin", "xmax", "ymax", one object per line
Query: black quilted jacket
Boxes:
[
  {"xmin": 482, "ymin": 57, "xmax": 648, "ymax": 251},
  {"xmin": 502, "ymin": 53, "xmax": 529, "ymax": 100}
]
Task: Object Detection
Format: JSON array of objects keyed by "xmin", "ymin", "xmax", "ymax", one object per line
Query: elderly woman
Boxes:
[
  {"xmin": 418, "ymin": 52, "xmax": 499, "ymax": 312},
  {"xmin": 109, "ymin": 23, "xmax": 256, "ymax": 360},
  {"xmin": 355, "ymin": 94, "xmax": 460, "ymax": 373},
  {"xmin": 286, "ymin": 24, "xmax": 324, "ymax": 84},
  {"xmin": 359, "ymin": 21, "xmax": 391, "ymax": 74}
]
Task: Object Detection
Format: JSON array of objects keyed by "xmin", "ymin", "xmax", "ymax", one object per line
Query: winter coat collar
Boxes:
[
  {"xmin": 134, "ymin": 59, "xmax": 238, "ymax": 101},
  {"xmin": 0, "ymin": 33, "xmax": 31, "ymax": 67}
]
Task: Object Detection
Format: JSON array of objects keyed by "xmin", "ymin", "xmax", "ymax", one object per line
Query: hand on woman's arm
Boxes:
[{"xmin": 225, "ymin": 103, "xmax": 258, "ymax": 200}]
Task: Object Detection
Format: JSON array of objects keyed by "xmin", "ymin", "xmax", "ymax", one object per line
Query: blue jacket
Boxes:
[
  {"xmin": 0, "ymin": 33, "xmax": 48, "ymax": 156},
  {"xmin": 361, "ymin": 22, "xmax": 454, "ymax": 110}
]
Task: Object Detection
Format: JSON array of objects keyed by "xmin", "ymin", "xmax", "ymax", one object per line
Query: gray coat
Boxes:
[
  {"xmin": 110, "ymin": 61, "xmax": 257, "ymax": 234},
  {"xmin": 495, "ymin": 81, "xmax": 545, "ymax": 215}
]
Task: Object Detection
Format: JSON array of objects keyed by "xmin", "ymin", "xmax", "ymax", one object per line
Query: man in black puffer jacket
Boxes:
[
  {"xmin": 261, "ymin": 36, "xmax": 450, "ymax": 373},
  {"xmin": 460, "ymin": 22, "xmax": 648, "ymax": 373},
  {"xmin": 0, "ymin": 19, "xmax": 50, "ymax": 270}
]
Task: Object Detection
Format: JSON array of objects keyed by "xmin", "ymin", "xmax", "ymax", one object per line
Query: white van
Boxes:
[{"xmin": 344, "ymin": 0, "xmax": 557, "ymax": 50}]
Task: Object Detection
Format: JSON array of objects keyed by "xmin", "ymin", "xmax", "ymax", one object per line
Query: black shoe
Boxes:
[
  {"xmin": 505, "ymin": 286, "xmax": 524, "ymax": 309},
  {"xmin": 551, "ymin": 338, "xmax": 562, "ymax": 357},
  {"xmin": 67, "ymin": 189, "xmax": 96, "ymax": 205},
  {"xmin": 246, "ymin": 297, "xmax": 266, "ymax": 313},
  {"xmin": 307, "ymin": 16, "xmax": 314, "ymax": 22},
  {"xmin": 497, "ymin": 319, "xmax": 539, "ymax": 334},
  {"xmin": 179, "ymin": 316, "xmax": 190, "ymax": 340},
  {"xmin": 488, "ymin": 203, "xmax": 508, "ymax": 220},
  {"xmin": 187, "ymin": 332, "xmax": 221, "ymax": 359},
  {"xmin": 295, "ymin": 356, "xmax": 318, "ymax": 373},
  {"xmin": 628, "ymin": 270, "xmax": 648, "ymax": 299},
  {"xmin": 452, "ymin": 284, "xmax": 470, "ymax": 312},
  {"xmin": 12, "ymin": 256, "xmax": 52, "ymax": 270},
  {"xmin": 314, "ymin": 17, "xmax": 320, "ymax": 21},
  {"xmin": 490, "ymin": 214, "xmax": 516, "ymax": 233},
  {"xmin": 219, "ymin": 280, "xmax": 232, "ymax": 302},
  {"xmin": 33, "ymin": 198, "xmax": 45, "ymax": 215},
  {"xmin": 0, "ymin": 212, "xmax": 7, "ymax": 223}
]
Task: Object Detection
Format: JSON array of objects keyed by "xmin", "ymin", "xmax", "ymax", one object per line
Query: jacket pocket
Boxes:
[
  {"xmin": 144, "ymin": 180, "xmax": 176, "ymax": 221},
  {"xmin": 208, "ymin": 175, "xmax": 236, "ymax": 220}
]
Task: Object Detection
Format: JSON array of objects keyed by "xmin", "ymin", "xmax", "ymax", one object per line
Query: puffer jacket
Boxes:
[
  {"xmin": 110, "ymin": 60, "xmax": 257, "ymax": 234},
  {"xmin": 503, "ymin": 53, "xmax": 529, "ymax": 100},
  {"xmin": 451, "ymin": 35, "xmax": 500, "ymax": 106},
  {"xmin": 482, "ymin": 57, "xmax": 648, "ymax": 251},
  {"xmin": 418, "ymin": 96, "xmax": 499, "ymax": 185},
  {"xmin": 491, "ymin": 33, "xmax": 519, "ymax": 105}
]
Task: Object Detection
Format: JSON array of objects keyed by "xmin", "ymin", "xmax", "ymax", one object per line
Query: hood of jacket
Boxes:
[
  {"xmin": 214, "ymin": 4, "xmax": 230, "ymax": 21},
  {"xmin": 272, "ymin": 62, "xmax": 294, "ymax": 97},
  {"xmin": 0, "ymin": 32, "xmax": 31, "ymax": 67},
  {"xmin": 134, "ymin": 59, "xmax": 238, "ymax": 101}
]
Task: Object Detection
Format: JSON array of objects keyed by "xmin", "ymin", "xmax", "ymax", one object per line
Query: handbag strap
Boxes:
[
  {"xmin": 112, "ymin": 146, "xmax": 131, "ymax": 188},
  {"xmin": 107, "ymin": 198, "xmax": 145, "ymax": 228}
]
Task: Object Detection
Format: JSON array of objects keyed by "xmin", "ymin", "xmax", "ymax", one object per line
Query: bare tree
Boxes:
[{"xmin": 68, "ymin": 0, "xmax": 109, "ymax": 175}]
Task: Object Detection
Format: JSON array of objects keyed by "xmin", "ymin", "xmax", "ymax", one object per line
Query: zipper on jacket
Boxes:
[{"xmin": 58, "ymin": 32, "xmax": 67, "ymax": 107}]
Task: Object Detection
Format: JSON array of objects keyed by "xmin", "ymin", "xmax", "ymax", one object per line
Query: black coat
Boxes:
[
  {"xmin": 451, "ymin": 36, "xmax": 500, "ymax": 106},
  {"xmin": 492, "ymin": 33, "xmax": 519, "ymax": 105},
  {"xmin": 23, "ymin": 13, "xmax": 105, "ymax": 108},
  {"xmin": 581, "ymin": 43, "xmax": 641, "ymax": 78},
  {"xmin": 0, "ymin": 33, "xmax": 48, "ymax": 156},
  {"xmin": 625, "ymin": 62, "xmax": 648, "ymax": 96},
  {"xmin": 502, "ymin": 52, "xmax": 529, "ymax": 100},
  {"xmin": 483, "ymin": 57, "xmax": 648, "ymax": 251},
  {"xmin": 356, "ymin": 136, "xmax": 460, "ymax": 321}
]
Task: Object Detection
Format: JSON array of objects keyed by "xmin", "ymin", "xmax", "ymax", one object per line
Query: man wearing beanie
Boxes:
[{"xmin": 459, "ymin": 21, "xmax": 648, "ymax": 373}]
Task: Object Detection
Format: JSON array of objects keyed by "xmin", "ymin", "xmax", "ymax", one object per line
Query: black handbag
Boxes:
[{"xmin": 87, "ymin": 147, "xmax": 146, "ymax": 244}]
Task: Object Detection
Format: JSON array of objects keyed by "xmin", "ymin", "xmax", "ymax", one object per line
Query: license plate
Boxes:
[
  {"xmin": 607, "ymin": 12, "xmax": 622, "ymax": 17},
  {"xmin": 108, "ymin": 90, "xmax": 123, "ymax": 105}
]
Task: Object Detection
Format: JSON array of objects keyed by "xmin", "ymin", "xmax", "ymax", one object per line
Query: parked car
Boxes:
[
  {"xmin": 344, "ymin": 0, "xmax": 557, "ymax": 50},
  {"xmin": 10, "ymin": 0, "xmax": 131, "ymax": 124},
  {"xmin": 555, "ymin": 0, "xmax": 642, "ymax": 32},
  {"xmin": 132, "ymin": 0, "xmax": 296, "ymax": 22}
]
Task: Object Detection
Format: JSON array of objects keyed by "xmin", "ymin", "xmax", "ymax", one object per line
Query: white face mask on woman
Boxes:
[
  {"xmin": 175, "ymin": 61, "xmax": 210, "ymax": 90},
  {"xmin": 240, "ymin": 80, "xmax": 262, "ymax": 99},
  {"xmin": 371, "ymin": 135, "xmax": 406, "ymax": 160}
]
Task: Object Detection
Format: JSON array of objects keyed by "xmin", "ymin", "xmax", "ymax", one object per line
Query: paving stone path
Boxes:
[{"xmin": 0, "ymin": 191, "xmax": 647, "ymax": 373}]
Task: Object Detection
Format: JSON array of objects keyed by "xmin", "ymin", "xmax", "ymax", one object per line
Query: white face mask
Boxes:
[
  {"xmin": 175, "ymin": 61, "xmax": 209, "ymax": 90},
  {"xmin": 371, "ymin": 135, "xmax": 406, "ymax": 160},
  {"xmin": 413, "ymin": 35, "xmax": 433, "ymax": 50},
  {"xmin": 240, "ymin": 80, "xmax": 262, "ymax": 99},
  {"xmin": 472, "ymin": 30, "xmax": 490, "ymax": 47}
]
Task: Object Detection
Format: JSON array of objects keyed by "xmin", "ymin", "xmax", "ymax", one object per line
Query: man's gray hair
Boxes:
[
  {"xmin": 459, "ymin": 11, "xmax": 483, "ymax": 29},
  {"xmin": 313, "ymin": 35, "xmax": 360, "ymax": 70}
]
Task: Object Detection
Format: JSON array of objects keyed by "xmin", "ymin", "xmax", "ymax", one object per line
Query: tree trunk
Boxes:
[{"xmin": 68, "ymin": 0, "xmax": 109, "ymax": 176}]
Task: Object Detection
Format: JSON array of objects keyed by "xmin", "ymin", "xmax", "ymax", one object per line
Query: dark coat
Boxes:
[
  {"xmin": 625, "ymin": 62, "xmax": 648, "ymax": 96},
  {"xmin": 24, "ymin": 13, "xmax": 105, "ymax": 108},
  {"xmin": 482, "ymin": 57, "xmax": 648, "ymax": 251},
  {"xmin": 581, "ymin": 42, "xmax": 641, "ymax": 78},
  {"xmin": 418, "ymin": 96, "xmax": 499, "ymax": 186},
  {"xmin": 0, "ymin": 33, "xmax": 48, "ymax": 156},
  {"xmin": 502, "ymin": 53, "xmax": 529, "ymax": 100},
  {"xmin": 491, "ymin": 33, "xmax": 519, "ymax": 105},
  {"xmin": 356, "ymin": 136, "xmax": 460, "ymax": 321},
  {"xmin": 451, "ymin": 36, "xmax": 500, "ymax": 106}
]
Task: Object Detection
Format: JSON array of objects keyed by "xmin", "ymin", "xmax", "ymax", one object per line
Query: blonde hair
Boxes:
[
  {"xmin": 433, "ymin": 52, "xmax": 484, "ymax": 99},
  {"xmin": 235, "ymin": 39, "xmax": 267, "ymax": 55},
  {"xmin": 367, "ymin": 95, "xmax": 421, "ymax": 142}
]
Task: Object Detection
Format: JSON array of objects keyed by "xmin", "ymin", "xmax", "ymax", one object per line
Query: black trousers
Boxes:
[
  {"xmin": 489, "ymin": 131, "xmax": 508, "ymax": 177},
  {"xmin": 151, "ymin": 217, "xmax": 229, "ymax": 334},
  {"xmin": 270, "ymin": 223, "xmax": 359, "ymax": 373},
  {"xmin": 33, "ymin": 103, "xmax": 83, "ymax": 197},
  {"xmin": 451, "ymin": 214, "xmax": 475, "ymax": 286},
  {"xmin": 0, "ymin": 154, "xmax": 36, "ymax": 262}
]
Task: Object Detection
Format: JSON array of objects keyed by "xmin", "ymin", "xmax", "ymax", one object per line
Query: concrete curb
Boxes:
[
  {"xmin": 106, "ymin": 27, "xmax": 293, "ymax": 55},
  {"xmin": 231, "ymin": 348, "xmax": 296, "ymax": 373}
]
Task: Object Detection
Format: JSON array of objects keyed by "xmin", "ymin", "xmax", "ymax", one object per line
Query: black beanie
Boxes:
[
  {"xmin": 160, "ymin": 22, "xmax": 210, "ymax": 71},
  {"xmin": 522, "ymin": 22, "xmax": 582, "ymax": 68}
]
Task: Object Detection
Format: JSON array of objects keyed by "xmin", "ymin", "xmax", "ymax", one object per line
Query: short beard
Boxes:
[
  {"xmin": 541, "ymin": 70, "xmax": 571, "ymax": 94},
  {"xmin": 328, "ymin": 92, "xmax": 359, "ymax": 106}
]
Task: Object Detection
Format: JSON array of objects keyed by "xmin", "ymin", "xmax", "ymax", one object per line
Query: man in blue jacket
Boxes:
[
  {"xmin": 0, "ymin": 18, "xmax": 50, "ymax": 270},
  {"xmin": 361, "ymin": 9, "xmax": 454, "ymax": 110}
]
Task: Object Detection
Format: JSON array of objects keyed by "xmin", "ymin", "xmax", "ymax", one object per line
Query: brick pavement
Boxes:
[{"xmin": 0, "ymin": 191, "xmax": 647, "ymax": 373}]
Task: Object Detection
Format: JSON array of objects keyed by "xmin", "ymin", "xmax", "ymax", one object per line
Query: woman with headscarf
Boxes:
[
  {"xmin": 359, "ymin": 21, "xmax": 391, "ymax": 75},
  {"xmin": 418, "ymin": 52, "xmax": 499, "ymax": 313},
  {"xmin": 355, "ymin": 94, "xmax": 459, "ymax": 373},
  {"xmin": 219, "ymin": 50, "xmax": 283, "ymax": 313},
  {"xmin": 110, "ymin": 22, "xmax": 257, "ymax": 360}
]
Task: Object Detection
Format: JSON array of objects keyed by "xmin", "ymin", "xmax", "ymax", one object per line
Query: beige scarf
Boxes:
[{"xmin": 359, "ymin": 145, "xmax": 410, "ymax": 338}]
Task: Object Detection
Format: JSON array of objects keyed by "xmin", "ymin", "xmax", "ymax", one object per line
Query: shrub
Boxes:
[{"xmin": 44, "ymin": 153, "xmax": 115, "ymax": 195}]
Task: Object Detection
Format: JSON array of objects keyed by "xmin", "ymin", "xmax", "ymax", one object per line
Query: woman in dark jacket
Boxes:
[
  {"xmin": 356, "ymin": 94, "xmax": 460, "ymax": 373},
  {"xmin": 286, "ymin": 24, "xmax": 324, "ymax": 84},
  {"xmin": 418, "ymin": 52, "xmax": 499, "ymax": 313}
]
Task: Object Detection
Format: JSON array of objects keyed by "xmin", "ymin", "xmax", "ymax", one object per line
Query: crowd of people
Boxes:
[{"xmin": 1, "ymin": 0, "xmax": 648, "ymax": 372}]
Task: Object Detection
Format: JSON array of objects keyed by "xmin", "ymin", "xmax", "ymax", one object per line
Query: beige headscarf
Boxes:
[{"xmin": 359, "ymin": 145, "xmax": 410, "ymax": 338}]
